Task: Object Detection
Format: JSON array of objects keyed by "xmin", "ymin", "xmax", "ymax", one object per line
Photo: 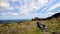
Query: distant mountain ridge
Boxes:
[
  {"xmin": 52, "ymin": 12, "xmax": 60, "ymax": 18},
  {"xmin": 45, "ymin": 12, "xmax": 60, "ymax": 20},
  {"xmin": 32, "ymin": 12, "xmax": 60, "ymax": 20},
  {"xmin": 0, "ymin": 19, "xmax": 29, "ymax": 24}
]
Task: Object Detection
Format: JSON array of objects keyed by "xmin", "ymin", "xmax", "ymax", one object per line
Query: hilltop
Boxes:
[
  {"xmin": 32, "ymin": 12, "xmax": 60, "ymax": 20},
  {"xmin": 45, "ymin": 12, "xmax": 60, "ymax": 20},
  {"xmin": 0, "ymin": 12, "xmax": 60, "ymax": 34}
]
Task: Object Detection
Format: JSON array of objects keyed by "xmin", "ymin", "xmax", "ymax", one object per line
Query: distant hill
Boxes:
[
  {"xmin": 0, "ymin": 12, "xmax": 60, "ymax": 34},
  {"xmin": 0, "ymin": 19, "xmax": 29, "ymax": 24},
  {"xmin": 32, "ymin": 12, "xmax": 60, "ymax": 20},
  {"xmin": 45, "ymin": 12, "xmax": 60, "ymax": 20},
  {"xmin": 52, "ymin": 12, "xmax": 60, "ymax": 18}
]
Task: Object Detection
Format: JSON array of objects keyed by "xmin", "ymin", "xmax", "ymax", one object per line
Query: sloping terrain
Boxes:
[{"xmin": 0, "ymin": 12, "xmax": 60, "ymax": 34}]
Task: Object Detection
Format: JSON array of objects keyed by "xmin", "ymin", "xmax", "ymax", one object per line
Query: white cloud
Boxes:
[
  {"xmin": 12, "ymin": 13, "xmax": 19, "ymax": 16},
  {"xmin": 18, "ymin": 13, "xmax": 38, "ymax": 19},
  {"xmin": 0, "ymin": 13, "xmax": 6, "ymax": 15},
  {"xmin": 47, "ymin": 1, "xmax": 60, "ymax": 12},
  {"xmin": 0, "ymin": 0, "xmax": 60, "ymax": 19},
  {"xmin": 10, "ymin": 0, "xmax": 17, "ymax": 2},
  {"xmin": 57, "ymin": 11, "xmax": 60, "ymax": 12},
  {"xmin": 48, "ymin": 12, "xmax": 54, "ymax": 15},
  {"xmin": 17, "ymin": 0, "xmax": 48, "ymax": 14},
  {"xmin": 0, "ymin": 0, "xmax": 14, "ymax": 10},
  {"xmin": 0, "ymin": 0, "xmax": 8, "ymax": 2}
]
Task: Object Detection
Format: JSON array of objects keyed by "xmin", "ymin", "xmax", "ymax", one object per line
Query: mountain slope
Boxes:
[
  {"xmin": 0, "ymin": 12, "xmax": 60, "ymax": 34},
  {"xmin": 45, "ymin": 12, "xmax": 60, "ymax": 20}
]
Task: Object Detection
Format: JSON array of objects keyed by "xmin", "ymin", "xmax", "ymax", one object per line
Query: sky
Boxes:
[{"xmin": 0, "ymin": 0, "xmax": 60, "ymax": 20}]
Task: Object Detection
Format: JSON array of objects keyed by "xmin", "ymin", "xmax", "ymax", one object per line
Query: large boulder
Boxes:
[{"xmin": 37, "ymin": 22, "xmax": 48, "ymax": 31}]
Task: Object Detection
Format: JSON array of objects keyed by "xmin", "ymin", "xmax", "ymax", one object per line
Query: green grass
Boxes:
[{"xmin": 0, "ymin": 18, "xmax": 60, "ymax": 34}]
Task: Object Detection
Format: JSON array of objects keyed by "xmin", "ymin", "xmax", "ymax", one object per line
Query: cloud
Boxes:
[
  {"xmin": 47, "ymin": 1, "xmax": 60, "ymax": 12},
  {"xmin": 18, "ymin": 13, "xmax": 38, "ymax": 19},
  {"xmin": 0, "ymin": 0, "xmax": 14, "ymax": 10},
  {"xmin": 12, "ymin": 13, "xmax": 19, "ymax": 16},
  {"xmin": 16, "ymin": 0, "xmax": 48, "ymax": 14},
  {"xmin": 0, "ymin": 11, "xmax": 19, "ymax": 16},
  {"xmin": 10, "ymin": 0, "xmax": 17, "ymax": 2},
  {"xmin": 58, "ymin": 11, "xmax": 60, "ymax": 12},
  {"xmin": 0, "ymin": 0, "xmax": 60, "ymax": 19},
  {"xmin": 0, "ymin": 13, "xmax": 6, "ymax": 15}
]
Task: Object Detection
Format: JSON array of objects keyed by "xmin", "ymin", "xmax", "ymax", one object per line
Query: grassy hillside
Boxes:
[{"xmin": 0, "ymin": 18, "xmax": 60, "ymax": 34}]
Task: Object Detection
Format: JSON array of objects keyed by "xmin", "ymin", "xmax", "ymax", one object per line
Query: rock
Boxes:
[{"xmin": 37, "ymin": 22, "xmax": 48, "ymax": 32}]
